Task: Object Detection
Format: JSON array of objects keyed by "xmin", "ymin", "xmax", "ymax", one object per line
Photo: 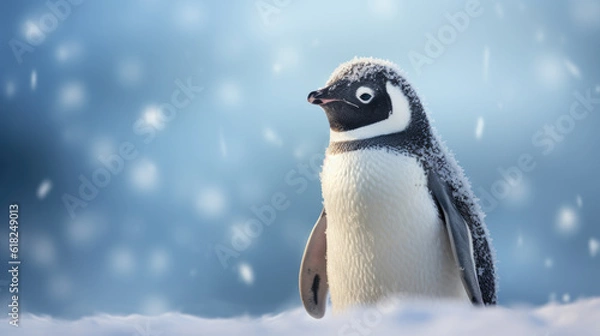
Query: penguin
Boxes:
[{"xmin": 299, "ymin": 57, "xmax": 497, "ymax": 318}]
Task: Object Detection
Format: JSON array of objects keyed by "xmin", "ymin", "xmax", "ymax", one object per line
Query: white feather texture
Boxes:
[{"xmin": 321, "ymin": 147, "xmax": 468, "ymax": 313}]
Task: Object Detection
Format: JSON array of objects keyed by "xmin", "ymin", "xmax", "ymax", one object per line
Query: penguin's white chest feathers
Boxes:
[{"xmin": 321, "ymin": 148, "xmax": 468, "ymax": 312}]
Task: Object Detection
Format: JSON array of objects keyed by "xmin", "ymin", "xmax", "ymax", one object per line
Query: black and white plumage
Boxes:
[{"xmin": 299, "ymin": 57, "xmax": 497, "ymax": 318}]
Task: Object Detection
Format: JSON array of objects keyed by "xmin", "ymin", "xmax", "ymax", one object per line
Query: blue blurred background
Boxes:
[{"xmin": 0, "ymin": 0, "xmax": 599, "ymax": 319}]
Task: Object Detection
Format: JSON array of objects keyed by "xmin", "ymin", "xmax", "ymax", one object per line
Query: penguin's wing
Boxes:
[
  {"xmin": 299, "ymin": 208, "xmax": 329, "ymax": 318},
  {"xmin": 427, "ymin": 171, "xmax": 484, "ymax": 305}
]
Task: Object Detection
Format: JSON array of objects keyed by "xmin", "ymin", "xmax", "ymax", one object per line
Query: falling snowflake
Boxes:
[
  {"xmin": 67, "ymin": 216, "xmax": 102, "ymax": 246},
  {"xmin": 564, "ymin": 59, "xmax": 582, "ymax": 79},
  {"xmin": 238, "ymin": 263, "xmax": 254, "ymax": 285},
  {"xmin": 108, "ymin": 246, "xmax": 136, "ymax": 276},
  {"xmin": 589, "ymin": 238, "xmax": 599, "ymax": 257},
  {"xmin": 31, "ymin": 69, "xmax": 37, "ymax": 90},
  {"xmin": 23, "ymin": 20, "xmax": 45, "ymax": 44},
  {"xmin": 535, "ymin": 28, "xmax": 545, "ymax": 43},
  {"xmin": 556, "ymin": 206, "xmax": 579, "ymax": 236},
  {"xmin": 217, "ymin": 80, "xmax": 242, "ymax": 107},
  {"xmin": 90, "ymin": 137, "xmax": 116, "ymax": 163},
  {"xmin": 544, "ymin": 258, "xmax": 554, "ymax": 268},
  {"xmin": 494, "ymin": 3, "xmax": 504, "ymax": 19},
  {"xmin": 482, "ymin": 47, "xmax": 490, "ymax": 82},
  {"xmin": 562, "ymin": 293, "xmax": 571, "ymax": 303},
  {"xmin": 140, "ymin": 296, "xmax": 169, "ymax": 316},
  {"xmin": 263, "ymin": 127, "xmax": 283, "ymax": 147},
  {"xmin": 293, "ymin": 142, "xmax": 314, "ymax": 160},
  {"xmin": 5, "ymin": 81, "xmax": 15, "ymax": 98},
  {"xmin": 367, "ymin": 0, "xmax": 400, "ymax": 20},
  {"xmin": 273, "ymin": 47, "xmax": 300, "ymax": 74},
  {"xmin": 535, "ymin": 54, "xmax": 566, "ymax": 90},
  {"xmin": 48, "ymin": 274, "xmax": 72, "ymax": 300},
  {"xmin": 130, "ymin": 159, "xmax": 159, "ymax": 191},
  {"xmin": 219, "ymin": 127, "xmax": 228, "ymax": 158},
  {"xmin": 173, "ymin": 2, "xmax": 206, "ymax": 31},
  {"xmin": 117, "ymin": 57, "xmax": 144, "ymax": 87},
  {"xmin": 195, "ymin": 187, "xmax": 227, "ymax": 218},
  {"xmin": 148, "ymin": 249, "xmax": 170, "ymax": 276},
  {"xmin": 475, "ymin": 117, "xmax": 484, "ymax": 140},
  {"xmin": 504, "ymin": 177, "xmax": 532, "ymax": 209},
  {"xmin": 142, "ymin": 105, "xmax": 166, "ymax": 130},
  {"xmin": 29, "ymin": 235, "xmax": 57, "ymax": 267},
  {"xmin": 36, "ymin": 179, "xmax": 53, "ymax": 199},
  {"xmin": 55, "ymin": 41, "xmax": 83, "ymax": 63},
  {"xmin": 576, "ymin": 195, "xmax": 583, "ymax": 208},
  {"xmin": 517, "ymin": 234, "xmax": 524, "ymax": 247},
  {"xmin": 58, "ymin": 81, "xmax": 86, "ymax": 110}
]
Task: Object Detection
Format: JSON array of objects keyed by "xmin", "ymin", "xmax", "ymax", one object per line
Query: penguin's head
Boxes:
[{"xmin": 307, "ymin": 57, "xmax": 425, "ymax": 142}]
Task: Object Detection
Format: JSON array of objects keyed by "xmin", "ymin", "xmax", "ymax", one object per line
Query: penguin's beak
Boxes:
[
  {"xmin": 307, "ymin": 88, "xmax": 359, "ymax": 108},
  {"xmin": 307, "ymin": 89, "xmax": 339, "ymax": 105}
]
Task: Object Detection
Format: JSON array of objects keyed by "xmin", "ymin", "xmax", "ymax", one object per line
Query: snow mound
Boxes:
[{"xmin": 2, "ymin": 298, "xmax": 600, "ymax": 336}]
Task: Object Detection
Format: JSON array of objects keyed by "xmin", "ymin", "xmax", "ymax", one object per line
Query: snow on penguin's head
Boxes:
[
  {"xmin": 325, "ymin": 57, "xmax": 405, "ymax": 86},
  {"xmin": 307, "ymin": 57, "xmax": 425, "ymax": 142}
]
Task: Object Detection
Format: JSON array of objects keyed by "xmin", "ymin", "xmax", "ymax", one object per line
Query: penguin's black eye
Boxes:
[{"xmin": 356, "ymin": 86, "xmax": 375, "ymax": 104}]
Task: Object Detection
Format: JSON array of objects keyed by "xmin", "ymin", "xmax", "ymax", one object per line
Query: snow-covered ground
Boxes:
[{"xmin": 2, "ymin": 298, "xmax": 599, "ymax": 336}]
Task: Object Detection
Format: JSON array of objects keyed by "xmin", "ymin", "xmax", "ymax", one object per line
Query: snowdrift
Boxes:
[{"xmin": 2, "ymin": 298, "xmax": 599, "ymax": 335}]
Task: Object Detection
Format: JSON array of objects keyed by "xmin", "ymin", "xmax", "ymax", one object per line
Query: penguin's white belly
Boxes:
[{"xmin": 321, "ymin": 148, "xmax": 468, "ymax": 312}]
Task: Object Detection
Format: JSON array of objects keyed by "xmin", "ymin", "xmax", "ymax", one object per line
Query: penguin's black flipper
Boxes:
[
  {"xmin": 427, "ymin": 171, "xmax": 484, "ymax": 305},
  {"xmin": 299, "ymin": 208, "xmax": 329, "ymax": 318}
]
